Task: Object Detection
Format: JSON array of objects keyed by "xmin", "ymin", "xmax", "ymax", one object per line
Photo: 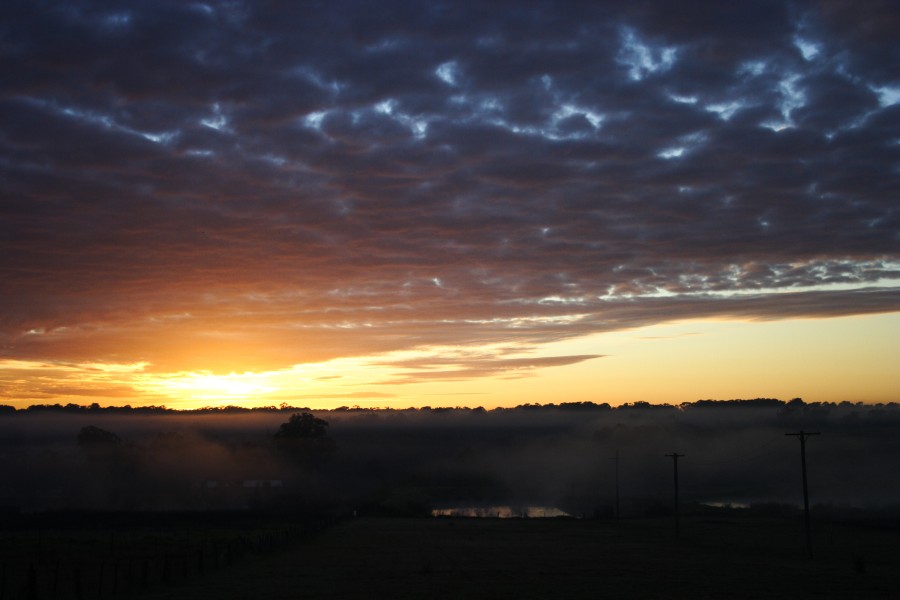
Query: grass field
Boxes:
[
  {"xmin": 0, "ymin": 512, "xmax": 321, "ymax": 600},
  {"xmin": 132, "ymin": 515, "xmax": 900, "ymax": 600}
]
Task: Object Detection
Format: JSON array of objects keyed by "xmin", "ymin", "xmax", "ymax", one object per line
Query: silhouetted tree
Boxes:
[
  {"xmin": 77, "ymin": 425, "xmax": 121, "ymax": 447},
  {"xmin": 76, "ymin": 425, "xmax": 142, "ymax": 507},
  {"xmin": 274, "ymin": 412, "xmax": 336, "ymax": 467},
  {"xmin": 77, "ymin": 425, "xmax": 125, "ymax": 465},
  {"xmin": 276, "ymin": 412, "xmax": 329, "ymax": 438}
]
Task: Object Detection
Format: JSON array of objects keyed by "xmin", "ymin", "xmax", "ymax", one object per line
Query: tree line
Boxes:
[{"xmin": 4, "ymin": 397, "xmax": 897, "ymax": 415}]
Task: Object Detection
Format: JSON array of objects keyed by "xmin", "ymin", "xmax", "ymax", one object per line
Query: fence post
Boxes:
[
  {"xmin": 74, "ymin": 564, "xmax": 84, "ymax": 600},
  {"xmin": 53, "ymin": 559, "xmax": 60, "ymax": 599},
  {"xmin": 97, "ymin": 562, "xmax": 105, "ymax": 600},
  {"xmin": 26, "ymin": 563, "xmax": 38, "ymax": 600}
]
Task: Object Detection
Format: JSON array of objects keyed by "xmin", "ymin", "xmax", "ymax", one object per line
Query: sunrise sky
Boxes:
[{"xmin": 1, "ymin": 1, "xmax": 898, "ymax": 410}]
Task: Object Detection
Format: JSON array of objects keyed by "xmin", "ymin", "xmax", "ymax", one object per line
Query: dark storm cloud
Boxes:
[{"xmin": 1, "ymin": 0, "xmax": 898, "ymax": 372}]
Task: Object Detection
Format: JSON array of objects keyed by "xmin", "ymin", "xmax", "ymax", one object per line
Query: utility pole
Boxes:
[
  {"xmin": 665, "ymin": 452, "xmax": 685, "ymax": 539},
  {"xmin": 609, "ymin": 450, "xmax": 620, "ymax": 521},
  {"xmin": 786, "ymin": 431, "xmax": 820, "ymax": 558}
]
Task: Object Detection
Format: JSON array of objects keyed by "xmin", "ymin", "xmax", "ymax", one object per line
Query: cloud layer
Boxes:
[{"xmin": 1, "ymin": 1, "xmax": 898, "ymax": 381}]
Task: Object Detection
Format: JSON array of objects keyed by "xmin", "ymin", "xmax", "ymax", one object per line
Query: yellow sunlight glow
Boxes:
[{"xmin": 145, "ymin": 371, "xmax": 279, "ymax": 402}]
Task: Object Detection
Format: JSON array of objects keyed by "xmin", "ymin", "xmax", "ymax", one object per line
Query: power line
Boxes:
[
  {"xmin": 609, "ymin": 450, "xmax": 621, "ymax": 521},
  {"xmin": 786, "ymin": 431, "xmax": 820, "ymax": 558},
  {"xmin": 665, "ymin": 452, "xmax": 685, "ymax": 539}
]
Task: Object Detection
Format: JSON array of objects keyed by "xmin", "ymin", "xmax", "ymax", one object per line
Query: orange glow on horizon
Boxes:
[{"xmin": 1, "ymin": 312, "xmax": 897, "ymax": 410}]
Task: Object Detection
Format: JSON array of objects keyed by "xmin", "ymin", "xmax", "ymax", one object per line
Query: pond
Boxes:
[{"xmin": 431, "ymin": 506, "xmax": 574, "ymax": 518}]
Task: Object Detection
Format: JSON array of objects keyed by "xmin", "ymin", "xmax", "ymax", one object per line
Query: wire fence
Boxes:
[{"xmin": 0, "ymin": 516, "xmax": 329, "ymax": 600}]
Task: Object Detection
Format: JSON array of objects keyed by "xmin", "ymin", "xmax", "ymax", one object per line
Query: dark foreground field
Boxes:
[{"xmin": 132, "ymin": 515, "xmax": 899, "ymax": 600}]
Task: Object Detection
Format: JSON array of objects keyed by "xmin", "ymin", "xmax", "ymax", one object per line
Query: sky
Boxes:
[{"xmin": 1, "ymin": 0, "xmax": 898, "ymax": 410}]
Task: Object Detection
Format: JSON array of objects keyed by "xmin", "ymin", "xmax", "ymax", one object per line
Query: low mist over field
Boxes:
[{"xmin": 2, "ymin": 399, "xmax": 898, "ymax": 516}]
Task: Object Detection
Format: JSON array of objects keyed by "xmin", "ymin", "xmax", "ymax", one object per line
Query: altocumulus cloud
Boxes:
[{"xmin": 1, "ymin": 0, "xmax": 898, "ymax": 378}]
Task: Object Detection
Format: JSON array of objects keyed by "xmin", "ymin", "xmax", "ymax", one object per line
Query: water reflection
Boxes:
[
  {"xmin": 701, "ymin": 501, "xmax": 750, "ymax": 509},
  {"xmin": 432, "ymin": 506, "xmax": 573, "ymax": 518}
]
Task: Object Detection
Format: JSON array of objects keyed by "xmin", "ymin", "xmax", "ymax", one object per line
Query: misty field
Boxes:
[
  {"xmin": 127, "ymin": 515, "xmax": 900, "ymax": 600},
  {"xmin": 3, "ymin": 402, "xmax": 900, "ymax": 598},
  {"xmin": 5, "ymin": 401, "xmax": 900, "ymax": 516}
]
